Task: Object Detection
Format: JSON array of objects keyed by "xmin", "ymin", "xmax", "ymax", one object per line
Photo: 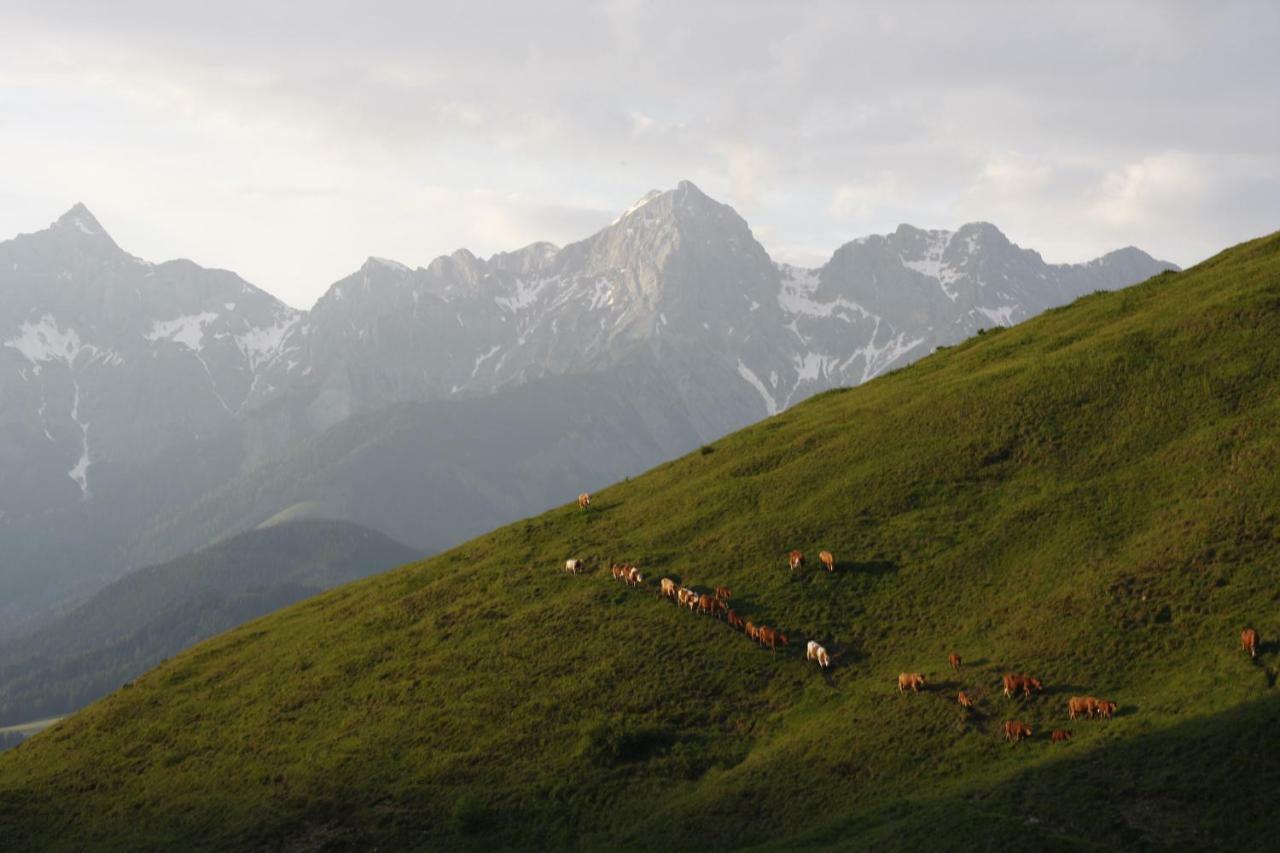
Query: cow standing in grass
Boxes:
[
  {"xmin": 757, "ymin": 626, "xmax": 788, "ymax": 652},
  {"xmin": 948, "ymin": 652, "xmax": 962, "ymax": 672},
  {"xmin": 819, "ymin": 551, "xmax": 835, "ymax": 572},
  {"xmin": 806, "ymin": 641, "xmax": 832, "ymax": 669},
  {"xmin": 957, "ymin": 690, "xmax": 974, "ymax": 710},
  {"xmin": 1051, "ymin": 729, "xmax": 1072, "ymax": 744},
  {"xmin": 1242, "ymin": 627, "xmax": 1260, "ymax": 658},
  {"xmin": 898, "ymin": 673, "xmax": 925, "ymax": 693},
  {"xmin": 564, "ymin": 558, "xmax": 583, "ymax": 575},
  {"xmin": 789, "ymin": 551, "xmax": 804, "ymax": 574},
  {"xmin": 1003, "ymin": 720, "xmax": 1032, "ymax": 743},
  {"xmin": 714, "ymin": 586, "xmax": 732, "ymax": 602},
  {"xmin": 727, "ymin": 610, "xmax": 744, "ymax": 631},
  {"xmin": 578, "ymin": 492, "xmax": 591, "ymax": 509},
  {"xmin": 660, "ymin": 578, "xmax": 676, "ymax": 600}
]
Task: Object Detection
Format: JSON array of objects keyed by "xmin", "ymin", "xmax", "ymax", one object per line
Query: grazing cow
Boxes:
[
  {"xmin": 660, "ymin": 578, "xmax": 676, "ymax": 600},
  {"xmin": 684, "ymin": 588, "xmax": 700, "ymax": 611},
  {"xmin": 714, "ymin": 586, "xmax": 732, "ymax": 602},
  {"xmin": 698, "ymin": 593, "xmax": 717, "ymax": 617},
  {"xmin": 819, "ymin": 550, "xmax": 835, "ymax": 573},
  {"xmin": 610, "ymin": 564, "xmax": 623, "ymax": 581},
  {"xmin": 1068, "ymin": 696, "xmax": 1095, "ymax": 721},
  {"xmin": 1002, "ymin": 673, "xmax": 1043, "ymax": 698},
  {"xmin": 1095, "ymin": 700, "xmax": 1117, "ymax": 720},
  {"xmin": 948, "ymin": 652, "xmax": 962, "ymax": 672},
  {"xmin": 727, "ymin": 609, "xmax": 744, "ymax": 630},
  {"xmin": 626, "ymin": 566, "xmax": 644, "ymax": 587},
  {"xmin": 898, "ymin": 673, "xmax": 926, "ymax": 693},
  {"xmin": 1242, "ymin": 627, "xmax": 1260, "ymax": 658},
  {"xmin": 578, "ymin": 492, "xmax": 590, "ymax": 509},
  {"xmin": 1003, "ymin": 720, "xmax": 1032, "ymax": 743},
  {"xmin": 745, "ymin": 621, "xmax": 758, "ymax": 641},
  {"xmin": 789, "ymin": 550, "xmax": 804, "ymax": 573},
  {"xmin": 806, "ymin": 641, "xmax": 832, "ymax": 669},
  {"xmin": 565, "ymin": 558, "xmax": 583, "ymax": 575},
  {"xmin": 957, "ymin": 690, "xmax": 974, "ymax": 710},
  {"xmin": 758, "ymin": 626, "xmax": 788, "ymax": 652},
  {"xmin": 1051, "ymin": 729, "xmax": 1072, "ymax": 744}
]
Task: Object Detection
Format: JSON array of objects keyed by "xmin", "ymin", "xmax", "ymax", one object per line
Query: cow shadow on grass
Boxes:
[{"xmin": 833, "ymin": 559, "xmax": 899, "ymax": 578}]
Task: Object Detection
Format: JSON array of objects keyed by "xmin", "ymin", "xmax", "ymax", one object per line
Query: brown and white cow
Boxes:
[
  {"xmin": 625, "ymin": 566, "xmax": 644, "ymax": 587},
  {"xmin": 818, "ymin": 550, "xmax": 835, "ymax": 572},
  {"xmin": 789, "ymin": 550, "xmax": 804, "ymax": 573},
  {"xmin": 948, "ymin": 652, "xmax": 962, "ymax": 672},
  {"xmin": 898, "ymin": 672, "xmax": 926, "ymax": 693},
  {"xmin": 565, "ymin": 558, "xmax": 583, "ymax": 575},
  {"xmin": 806, "ymin": 641, "xmax": 832, "ymax": 669},
  {"xmin": 1241, "ymin": 627, "xmax": 1260, "ymax": 658},
  {"xmin": 1003, "ymin": 720, "xmax": 1032, "ymax": 742},
  {"xmin": 1050, "ymin": 729, "xmax": 1072, "ymax": 744},
  {"xmin": 578, "ymin": 492, "xmax": 591, "ymax": 509}
]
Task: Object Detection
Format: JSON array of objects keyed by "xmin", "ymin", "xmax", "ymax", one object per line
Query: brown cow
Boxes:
[
  {"xmin": 898, "ymin": 672, "xmax": 926, "ymax": 693},
  {"xmin": 610, "ymin": 563, "xmax": 624, "ymax": 581},
  {"xmin": 1003, "ymin": 720, "xmax": 1032, "ymax": 742},
  {"xmin": 714, "ymin": 586, "xmax": 732, "ymax": 602},
  {"xmin": 578, "ymin": 492, "xmax": 590, "ymax": 509},
  {"xmin": 818, "ymin": 550, "xmax": 835, "ymax": 572},
  {"xmin": 1242, "ymin": 627, "xmax": 1260, "ymax": 659},
  {"xmin": 1067, "ymin": 696, "xmax": 1095, "ymax": 721},
  {"xmin": 1050, "ymin": 729, "xmax": 1072, "ymax": 744},
  {"xmin": 957, "ymin": 690, "xmax": 974, "ymax": 710},
  {"xmin": 699, "ymin": 593, "xmax": 723, "ymax": 618},
  {"xmin": 745, "ymin": 621, "xmax": 758, "ymax": 641},
  {"xmin": 758, "ymin": 626, "xmax": 789, "ymax": 652},
  {"xmin": 1002, "ymin": 673, "xmax": 1043, "ymax": 698},
  {"xmin": 948, "ymin": 652, "xmax": 962, "ymax": 672},
  {"xmin": 789, "ymin": 550, "xmax": 804, "ymax": 573},
  {"xmin": 1095, "ymin": 700, "xmax": 1117, "ymax": 720},
  {"xmin": 727, "ymin": 609, "xmax": 744, "ymax": 631}
]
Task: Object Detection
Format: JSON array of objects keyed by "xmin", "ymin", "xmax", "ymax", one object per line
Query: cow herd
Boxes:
[{"xmin": 567, "ymin": 528, "xmax": 1268, "ymax": 749}]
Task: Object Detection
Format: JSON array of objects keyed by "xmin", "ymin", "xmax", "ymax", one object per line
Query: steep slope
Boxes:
[
  {"xmin": 0, "ymin": 520, "xmax": 418, "ymax": 730},
  {"xmin": 1, "ymin": 232, "xmax": 1275, "ymax": 851}
]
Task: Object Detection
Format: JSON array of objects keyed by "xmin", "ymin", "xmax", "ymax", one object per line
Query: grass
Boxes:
[{"xmin": 2, "ymin": 231, "xmax": 1280, "ymax": 851}]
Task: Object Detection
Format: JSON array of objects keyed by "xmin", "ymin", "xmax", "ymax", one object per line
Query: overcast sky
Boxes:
[{"xmin": 2, "ymin": 1, "xmax": 1277, "ymax": 308}]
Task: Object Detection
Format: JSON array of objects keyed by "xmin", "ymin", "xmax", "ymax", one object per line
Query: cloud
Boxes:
[{"xmin": 0, "ymin": 1, "xmax": 1277, "ymax": 306}]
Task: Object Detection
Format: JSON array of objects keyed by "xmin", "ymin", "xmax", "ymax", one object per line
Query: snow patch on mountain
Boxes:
[
  {"xmin": 4, "ymin": 315, "xmax": 102, "ymax": 368},
  {"xmin": 737, "ymin": 359, "xmax": 779, "ymax": 416},
  {"xmin": 68, "ymin": 380, "xmax": 91, "ymax": 498},
  {"xmin": 146, "ymin": 312, "xmax": 219, "ymax": 352}
]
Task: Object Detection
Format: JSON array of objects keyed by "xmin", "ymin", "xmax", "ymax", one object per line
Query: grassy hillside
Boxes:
[
  {"xmin": 2, "ymin": 233, "xmax": 1280, "ymax": 851},
  {"xmin": 0, "ymin": 520, "xmax": 419, "ymax": 729}
]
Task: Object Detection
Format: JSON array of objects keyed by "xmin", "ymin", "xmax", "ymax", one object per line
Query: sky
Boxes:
[{"xmin": 1, "ymin": 1, "xmax": 1278, "ymax": 309}]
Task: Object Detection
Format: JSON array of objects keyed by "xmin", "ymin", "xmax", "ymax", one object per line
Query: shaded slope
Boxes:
[
  {"xmin": 1, "ymin": 235, "xmax": 1278, "ymax": 851},
  {"xmin": 0, "ymin": 520, "xmax": 418, "ymax": 728}
]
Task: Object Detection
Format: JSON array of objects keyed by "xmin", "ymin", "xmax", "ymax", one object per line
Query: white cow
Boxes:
[
  {"xmin": 565, "ymin": 558, "xmax": 584, "ymax": 575},
  {"xmin": 806, "ymin": 640, "xmax": 832, "ymax": 669}
]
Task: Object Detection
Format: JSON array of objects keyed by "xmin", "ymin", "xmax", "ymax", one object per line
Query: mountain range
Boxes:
[{"xmin": 0, "ymin": 183, "xmax": 1176, "ymax": 636}]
